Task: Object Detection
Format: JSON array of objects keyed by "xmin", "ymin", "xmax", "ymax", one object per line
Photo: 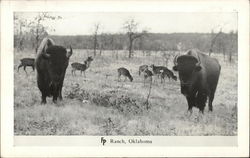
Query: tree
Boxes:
[
  {"xmin": 14, "ymin": 14, "xmax": 28, "ymax": 51},
  {"xmin": 228, "ymin": 30, "xmax": 237, "ymax": 63},
  {"xmin": 92, "ymin": 23, "xmax": 100, "ymax": 56},
  {"xmin": 123, "ymin": 19, "xmax": 147, "ymax": 58},
  {"xmin": 28, "ymin": 12, "xmax": 62, "ymax": 53}
]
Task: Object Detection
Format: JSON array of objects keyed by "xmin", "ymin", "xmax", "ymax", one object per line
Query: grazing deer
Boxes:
[
  {"xmin": 71, "ymin": 56, "xmax": 93, "ymax": 77},
  {"xmin": 138, "ymin": 65, "xmax": 148, "ymax": 76},
  {"xmin": 18, "ymin": 58, "xmax": 35, "ymax": 74},
  {"xmin": 117, "ymin": 67, "xmax": 133, "ymax": 82},
  {"xmin": 143, "ymin": 69, "xmax": 153, "ymax": 86},
  {"xmin": 149, "ymin": 64, "xmax": 166, "ymax": 82},
  {"xmin": 160, "ymin": 68, "xmax": 177, "ymax": 83}
]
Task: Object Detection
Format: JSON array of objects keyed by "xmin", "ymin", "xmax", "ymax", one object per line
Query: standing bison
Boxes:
[
  {"xmin": 172, "ymin": 49, "xmax": 221, "ymax": 114},
  {"xmin": 35, "ymin": 38, "xmax": 72, "ymax": 104}
]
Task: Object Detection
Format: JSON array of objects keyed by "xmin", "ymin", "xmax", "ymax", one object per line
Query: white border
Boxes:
[{"xmin": 1, "ymin": 0, "xmax": 249, "ymax": 157}]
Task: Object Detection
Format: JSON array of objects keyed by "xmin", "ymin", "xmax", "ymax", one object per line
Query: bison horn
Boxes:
[
  {"xmin": 195, "ymin": 52, "xmax": 201, "ymax": 66},
  {"xmin": 173, "ymin": 54, "xmax": 179, "ymax": 65},
  {"xmin": 42, "ymin": 53, "xmax": 51, "ymax": 58},
  {"xmin": 66, "ymin": 46, "xmax": 73, "ymax": 58}
]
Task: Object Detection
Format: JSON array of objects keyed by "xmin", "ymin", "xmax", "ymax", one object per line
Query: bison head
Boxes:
[
  {"xmin": 43, "ymin": 46, "xmax": 72, "ymax": 97},
  {"xmin": 172, "ymin": 50, "xmax": 201, "ymax": 96}
]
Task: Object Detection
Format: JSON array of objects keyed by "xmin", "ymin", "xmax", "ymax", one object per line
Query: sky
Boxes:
[{"xmin": 16, "ymin": 12, "xmax": 238, "ymax": 35}]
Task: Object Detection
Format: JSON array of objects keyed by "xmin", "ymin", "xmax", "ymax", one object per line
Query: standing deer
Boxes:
[
  {"xmin": 143, "ymin": 69, "xmax": 153, "ymax": 86},
  {"xmin": 17, "ymin": 58, "xmax": 35, "ymax": 74},
  {"xmin": 71, "ymin": 56, "xmax": 93, "ymax": 77},
  {"xmin": 160, "ymin": 68, "xmax": 177, "ymax": 83},
  {"xmin": 138, "ymin": 65, "xmax": 148, "ymax": 76}
]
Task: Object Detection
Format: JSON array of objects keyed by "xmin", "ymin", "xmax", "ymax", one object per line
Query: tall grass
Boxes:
[{"xmin": 14, "ymin": 49, "xmax": 237, "ymax": 135}]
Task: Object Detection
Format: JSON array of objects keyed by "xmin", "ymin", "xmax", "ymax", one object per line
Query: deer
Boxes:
[
  {"xmin": 71, "ymin": 56, "xmax": 93, "ymax": 77},
  {"xmin": 160, "ymin": 68, "xmax": 177, "ymax": 83},
  {"xmin": 138, "ymin": 65, "xmax": 148, "ymax": 76},
  {"xmin": 150, "ymin": 64, "xmax": 177, "ymax": 83},
  {"xmin": 117, "ymin": 67, "xmax": 133, "ymax": 82},
  {"xmin": 143, "ymin": 69, "xmax": 153, "ymax": 86},
  {"xmin": 17, "ymin": 58, "xmax": 35, "ymax": 74}
]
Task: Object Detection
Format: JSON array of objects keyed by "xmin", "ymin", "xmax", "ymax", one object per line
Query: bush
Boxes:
[{"xmin": 65, "ymin": 84, "xmax": 147, "ymax": 115}]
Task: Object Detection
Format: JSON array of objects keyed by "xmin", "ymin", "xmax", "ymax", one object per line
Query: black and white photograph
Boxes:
[
  {"xmin": 14, "ymin": 12, "xmax": 238, "ymax": 136},
  {"xmin": 1, "ymin": 0, "xmax": 249, "ymax": 157}
]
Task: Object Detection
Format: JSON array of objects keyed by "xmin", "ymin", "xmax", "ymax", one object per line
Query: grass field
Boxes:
[{"xmin": 14, "ymin": 49, "xmax": 237, "ymax": 135}]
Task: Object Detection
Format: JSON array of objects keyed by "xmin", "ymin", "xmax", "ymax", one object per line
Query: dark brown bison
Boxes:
[
  {"xmin": 172, "ymin": 49, "xmax": 221, "ymax": 114},
  {"xmin": 35, "ymin": 38, "xmax": 72, "ymax": 104}
]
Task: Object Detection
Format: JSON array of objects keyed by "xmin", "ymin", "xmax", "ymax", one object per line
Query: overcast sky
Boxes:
[{"xmin": 16, "ymin": 12, "xmax": 237, "ymax": 35}]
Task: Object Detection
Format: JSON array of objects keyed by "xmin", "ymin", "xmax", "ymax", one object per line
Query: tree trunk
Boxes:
[
  {"xmin": 93, "ymin": 35, "xmax": 97, "ymax": 56},
  {"xmin": 128, "ymin": 37, "xmax": 133, "ymax": 58},
  {"xmin": 35, "ymin": 28, "xmax": 39, "ymax": 53}
]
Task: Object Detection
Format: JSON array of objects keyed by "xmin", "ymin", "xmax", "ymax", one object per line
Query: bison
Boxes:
[
  {"xmin": 172, "ymin": 49, "xmax": 221, "ymax": 114},
  {"xmin": 35, "ymin": 38, "xmax": 73, "ymax": 104}
]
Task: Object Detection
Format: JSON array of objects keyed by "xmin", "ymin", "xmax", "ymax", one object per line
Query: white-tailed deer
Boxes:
[
  {"xmin": 138, "ymin": 65, "xmax": 148, "ymax": 76},
  {"xmin": 71, "ymin": 56, "xmax": 93, "ymax": 77},
  {"xmin": 117, "ymin": 67, "xmax": 133, "ymax": 82},
  {"xmin": 18, "ymin": 58, "xmax": 35, "ymax": 74}
]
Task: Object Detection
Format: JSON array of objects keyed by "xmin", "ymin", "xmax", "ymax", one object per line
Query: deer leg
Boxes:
[
  {"xmin": 118, "ymin": 74, "xmax": 120, "ymax": 82},
  {"xmin": 24, "ymin": 66, "xmax": 27, "ymax": 75},
  {"xmin": 17, "ymin": 64, "xmax": 23, "ymax": 72}
]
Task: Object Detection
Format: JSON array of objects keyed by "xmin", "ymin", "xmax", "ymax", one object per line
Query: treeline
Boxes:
[
  {"xmin": 15, "ymin": 32, "xmax": 237, "ymax": 55},
  {"xmin": 51, "ymin": 32, "xmax": 237, "ymax": 54}
]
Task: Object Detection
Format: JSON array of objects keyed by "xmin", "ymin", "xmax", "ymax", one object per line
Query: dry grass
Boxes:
[{"xmin": 14, "ymin": 49, "xmax": 237, "ymax": 135}]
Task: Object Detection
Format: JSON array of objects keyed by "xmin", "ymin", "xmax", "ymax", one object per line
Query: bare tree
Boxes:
[
  {"xmin": 228, "ymin": 30, "xmax": 237, "ymax": 63},
  {"xmin": 92, "ymin": 23, "xmax": 100, "ymax": 56},
  {"xmin": 27, "ymin": 12, "xmax": 62, "ymax": 53},
  {"xmin": 209, "ymin": 28, "xmax": 223, "ymax": 56},
  {"xmin": 123, "ymin": 19, "xmax": 147, "ymax": 58},
  {"xmin": 14, "ymin": 14, "xmax": 28, "ymax": 51}
]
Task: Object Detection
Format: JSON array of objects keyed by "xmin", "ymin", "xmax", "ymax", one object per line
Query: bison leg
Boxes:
[
  {"xmin": 186, "ymin": 96, "xmax": 195, "ymax": 114},
  {"xmin": 41, "ymin": 94, "xmax": 47, "ymax": 104},
  {"xmin": 58, "ymin": 88, "xmax": 63, "ymax": 101},
  {"xmin": 196, "ymin": 92, "xmax": 207, "ymax": 114},
  {"xmin": 58, "ymin": 81, "xmax": 64, "ymax": 101},
  {"xmin": 37, "ymin": 72, "xmax": 50, "ymax": 104},
  {"xmin": 32, "ymin": 65, "xmax": 35, "ymax": 71},
  {"xmin": 53, "ymin": 96, "xmax": 57, "ymax": 103},
  {"xmin": 208, "ymin": 92, "xmax": 215, "ymax": 112}
]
